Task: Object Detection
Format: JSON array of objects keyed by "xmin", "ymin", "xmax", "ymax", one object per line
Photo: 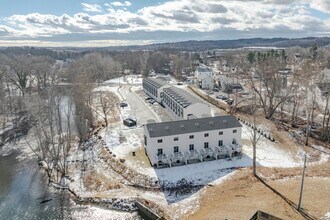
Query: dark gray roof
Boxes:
[
  {"xmin": 163, "ymin": 86, "xmax": 201, "ymax": 108},
  {"xmin": 197, "ymin": 66, "xmax": 212, "ymax": 73},
  {"xmin": 143, "ymin": 77, "xmax": 166, "ymax": 89},
  {"xmin": 145, "ymin": 115, "xmax": 242, "ymax": 138}
]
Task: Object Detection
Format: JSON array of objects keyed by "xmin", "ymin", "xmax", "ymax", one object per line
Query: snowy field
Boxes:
[
  {"xmin": 241, "ymin": 125, "xmax": 303, "ymax": 167},
  {"xmin": 104, "ymin": 75, "xmax": 143, "ymax": 85}
]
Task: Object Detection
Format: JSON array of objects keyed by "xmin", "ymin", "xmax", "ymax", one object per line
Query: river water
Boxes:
[
  {"xmin": 0, "ymin": 95, "xmax": 75, "ymax": 219},
  {"xmin": 0, "ymin": 152, "xmax": 72, "ymax": 219}
]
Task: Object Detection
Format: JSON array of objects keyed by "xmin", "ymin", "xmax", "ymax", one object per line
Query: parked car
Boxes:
[
  {"xmin": 148, "ymin": 99, "xmax": 156, "ymax": 104},
  {"xmin": 119, "ymin": 102, "xmax": 128, "ymax": 107},
  {"xmin": 226, "ymin": 99, "xmax": 234, "ymax": 105},
  {"xmin": 177, "ymin": 82, "xmax": 183, "ymax": 85},
  {"xmin": 216, "ymin": 95, "xmax": 225, "ymax": 99},
  {"xmin": 123, "ymin": 118, "xmax": 136, "ymax": 127},
  {"xmin": 218, "ymin": 95, "xmax": 228, "ymax": 101}
]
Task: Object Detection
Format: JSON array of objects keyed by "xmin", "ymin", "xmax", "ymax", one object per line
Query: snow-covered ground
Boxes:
[
  {"xmin": 70, "ymin": 205, "xmax": 141, "ymax": 220},
  {"xmin": 104, "ymin": 75, "xmax": 143, "ymax": 86},
  {"xmin": 241, "ymin": 125, "xmax": 302, "ymax": 167}
]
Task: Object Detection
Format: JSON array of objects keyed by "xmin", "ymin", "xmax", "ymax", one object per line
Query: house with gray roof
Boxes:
[{"xmin": 143, "ymin": 115, "xmax": 242, "ymax": 168}]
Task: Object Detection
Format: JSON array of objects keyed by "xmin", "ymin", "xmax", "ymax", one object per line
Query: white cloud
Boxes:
[
  {"xmin": 109, "ymin": 1, "xmax": 132, "ymax": 7},
  {"xmin": 309, "ymin": 0, "xmax": 330, "ymax": 14},
  {"xmin": 1, "ymin": 0, "xmax": 329, "ymax": 44},
  {"xmin": 81, "ymin": 3, "xmax": 102, "ymax": 12}
]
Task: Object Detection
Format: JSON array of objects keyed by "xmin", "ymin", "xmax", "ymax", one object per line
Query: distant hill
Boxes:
[
  {"xmin": 1, "ymin": 37, "xmax": 329, "ymax": 54},
  {"xmin": 103, "ymin": 37, "xmax": 330, "ymax": 51}
]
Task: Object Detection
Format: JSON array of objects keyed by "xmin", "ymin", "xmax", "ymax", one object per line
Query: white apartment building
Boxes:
[
  {"xmin": 195, "ymin": 65, "xmax": 214, "ymax": 90},
  {"xmin": 200, "ymin": 75, "xmax": 214, "ymax": 90},
  {"xmin": 142, "ymin": 77, "xmax": 171, "ymax": 103},
  {"xmin": 162, "ymin": 86, "xmax": 211, "ymax": 120},
  {"xmin": 144, "ymin": 115, "xmax": 242, "ymax": 168}
]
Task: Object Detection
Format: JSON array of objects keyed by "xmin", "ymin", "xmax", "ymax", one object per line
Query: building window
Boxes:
[
  {"xmin": 157, "ymin": 148, "xmax": 163, "ymax": 155},
  {"xmin": 204, "ymin": 133, "xmax": 209, "ymax": 137},
  {"xmin": 218, "ymin": 140, "xmax": 223, "ymax": 146},
  {"xmin": 232, "ymin": 139, "xmax": 237, "ymax": 144},
  {"xmin": 204, "ymin": 142, "xmax": 209, "ymax": 149},
  {"xmin": 174, "ymin": 137, "xmax": 179, "ymax": 141},
  {"xmin": 174, "ymin": 146, "xmax": 179, "ymax": 153},
  {"xmin": 157, "ymin": 139, "xmax": 163, "ymax": 143},
  {"xmin": 189, "ymin": 135, "xmax": 194, "ymax": 139},
  {"xmin": 189, "ymin": 144, "xmax": 194, "ymax": 151},
  {"xmin": 219, "ymin": 131, "xmax": 223, "ymax": 135},
  {"xmin": 233, "ymin": 129, "xmax": 237, "ymax": 133}
]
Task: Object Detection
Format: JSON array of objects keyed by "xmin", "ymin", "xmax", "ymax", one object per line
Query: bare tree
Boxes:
[
  {"xmin": 32, "ymin": 56, "xmax": 54, "ymax": 95},
  {"xmin": 26, "ymin": 88, "xmax": 74, "ymax": 185},
  {"xmin": 299, "ymin": 59, "xmax": 323, "ymax": 146},
  {"xmin": 247, "ymin": 50, "xmax": 294, "ymax": 119},
  {"xmin": 6, "ymin": 55, "xmax": 34, "ymax": 97},
  {"xmin": 98, "ymin": 92, "xmax": 116, "ymax": 127}
]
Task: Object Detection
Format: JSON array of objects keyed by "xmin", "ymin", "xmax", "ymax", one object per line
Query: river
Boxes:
[
  {"xmin": 0, "ymin": 95, "xmax": 75, "ymax": 219},
  {"xmin": 0, "ymin": 152, "xmax": 72, "ymax": 219}
]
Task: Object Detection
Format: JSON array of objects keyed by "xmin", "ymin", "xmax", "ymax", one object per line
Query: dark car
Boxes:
[
  {"xmin": 226, "ymin": 99, "xmax": 234, "ymax": 105},
  {"xmin": 123, "ymin": 118, "xmax": 136, "ymax": 127},
  {"xmin": 119, "ymin": 102, "xmax": 128, "ymax": 107},
  {"xmin": 217, "ymin": 95, "xmax": 228, "ymax": 101},
  {"xmin": 148, "ymin": 99, "xmax": 156, "ymax": 104},
  {"xmin": 177, "ymin": 82, "xmax": 183, "ymax": 85}
]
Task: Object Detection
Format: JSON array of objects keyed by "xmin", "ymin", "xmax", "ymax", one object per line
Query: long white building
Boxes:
[
  {"xmin": 162, "ymin": 86, "xmax": 210, "ymax": 119},
  {"xmin": 144, "ymin": 115, "xmax": 242, "ymax": 168},
  {"xmin": 142, "ymin": 77, "xmax": 211, "ymax": 120},
  {"xmin": 142, "ymin": 77, "xmax": 171, "ymax": 103}
]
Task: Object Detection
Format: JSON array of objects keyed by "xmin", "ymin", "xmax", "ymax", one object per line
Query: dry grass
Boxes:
[
  {"xmin": 83, "ymin": 170, "xmax": 122, "ymax": 192},
  {"xmin": 188, "ymin": 168, "xmax": 330, "ymax": 220}
]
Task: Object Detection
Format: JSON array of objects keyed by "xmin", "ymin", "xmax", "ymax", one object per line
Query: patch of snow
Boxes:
[
  {"xmin": 153, "ymin": 156, "xmax": 250, "ymax": 185},
  {"xmin": 103, "ymin": 76, "xmax": 143, "ymax": 86},
  {"xmin": 321, "ymin": 212, "xmax": 330, "ymax": 220},
  {"xmin": 70, "ymin": 205, "xmax": 140, "ymax": 220},
  {"xmin": 101, "ymin": 128, "xmax": 142, "ymax": 158},
  {"xmin": 242, "ymin": 125, "xmax": 302, "ymax": 167}
]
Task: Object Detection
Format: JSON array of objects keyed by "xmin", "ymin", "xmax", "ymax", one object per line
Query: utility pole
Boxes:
[{"xmin": 298, "ymin": 154, "xmax": 307, "ymax": 211}]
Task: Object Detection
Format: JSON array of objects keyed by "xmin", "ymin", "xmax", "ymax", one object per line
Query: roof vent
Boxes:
[
  {"xmin": 165, "ymin": 126, "xmax": 169, "ymax": 131},
  {"xmin": 180, "ymin": 124, "xmax": 185, "ymax": 129},
  {"xmin": 223, "ymin": 119, "xmax": 228, "ymax": 124},
  {"xmin": 149, "ymin": 128, "xmax": 154, "ymax": 132},
  {"xmin": 209, "ymin": 121, "xmax": 214, "ymax": 126},
  {"xmin": 195, "ymin": 122, "xmax": 199, "ymax": 127}
]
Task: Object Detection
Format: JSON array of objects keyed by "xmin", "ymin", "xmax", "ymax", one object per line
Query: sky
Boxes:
[{"xmin": 0, "ymin": 0, "xmax": 329, "ymax": 47}]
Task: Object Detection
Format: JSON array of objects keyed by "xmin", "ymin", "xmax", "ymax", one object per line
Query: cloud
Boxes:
[
  {"xmin": 309, "ymin": 0, "xmax": 330, "ymax": 14},
  {"xmin": 109, "ymin": 1, "xmax": 132, "ymax": 7},
  {"xmin": 81, "ymin": 3, "xmax": 102, "ymax": 12},
  {"xmin": 0, "ymin": 0, "xmax": 329, "ymax": 46}
]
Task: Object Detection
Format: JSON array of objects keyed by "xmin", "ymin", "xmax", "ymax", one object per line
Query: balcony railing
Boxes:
[
  {"xmin": 216, "ymin": 146, "xmax": 230, "ymax": 156},
  {"xmin": 171, "ymin": 152, "xmax": 184, "ymax": 160},
  {"xmin": 155, "ymin": 154, "xmax": 168, "ymax": 161},
  {"xmin": 185, "ymin": 150, "xmax": 199, "ymax": 159},
  {"xmin": 154, "ymin": 154, "xmax": 170, "ymax": 168},
  {"xmin": 200, "ymin": 148, "xmax": 216, "ymax": 160}
]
